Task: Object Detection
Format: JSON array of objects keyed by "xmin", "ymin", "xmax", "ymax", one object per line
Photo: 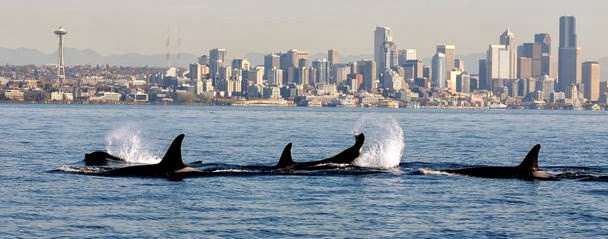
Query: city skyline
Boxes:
[{"xmin": 1, "ymin": 0, "xmax": 607, "ymax": 62}]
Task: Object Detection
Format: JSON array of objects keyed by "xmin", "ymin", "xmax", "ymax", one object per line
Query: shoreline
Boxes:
[{"xmin": 1, "ymin": 100, "xmax": 605, "ymax": 111}]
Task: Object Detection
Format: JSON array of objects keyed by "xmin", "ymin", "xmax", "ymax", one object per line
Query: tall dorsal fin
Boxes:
[
  {"xmin": 354, "ymin": 133, "xmax": 365, "ymax": 152},
  {"xmin": 158, "ymin": 134, "xmax": 187, "ymax": 171},
  {"xmin": 275, "ymin": 143, "xmax": 295, "ymax": 168},
  {"xmin": 517, "ymin": 144, "xmax": 541, "ymax": 171}
]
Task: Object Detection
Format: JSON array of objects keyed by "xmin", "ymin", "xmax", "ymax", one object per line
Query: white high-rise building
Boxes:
[
  {"xmin": 487, "ymin": 44, "xmax": 510, "ymax": 90},
  {"xmin": 499, "ymin": 28, "xmax": 517, "ymax": 79},
  {"xmin": 374, "ymin": 27, "xmax": 392, "ymax": 77}
]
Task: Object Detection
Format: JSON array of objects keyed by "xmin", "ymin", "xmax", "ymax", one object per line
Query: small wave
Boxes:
[
  {"xmin": 210, "ymin": 169, "xmax": 258, "ymax": 173},
  {"xmin": 352, "ymin": 114, "xmax": 404, "ymax": 169},
  {"xmin": 56, "ymin": 165, "xmax": 108, "ymax": 174},
  {"xmin": 416, "ymin": 168, "xmax": 459, "ymax": 176}
]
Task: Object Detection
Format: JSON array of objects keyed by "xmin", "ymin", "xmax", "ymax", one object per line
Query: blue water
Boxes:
[{"xmin": 1, "ymin": 104, "xmax": 607, "ymax": 238}]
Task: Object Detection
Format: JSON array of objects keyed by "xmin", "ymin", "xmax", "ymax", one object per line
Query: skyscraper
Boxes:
[
  {"xmin": 209, "ymin": 48, "xmax": 227, "ymax": 86},
  {"xmin": 280, "ymin": 49, "xmax": 309, "ymax": 85},
  {"xmin": 559, "ymin": 16, "xmax": 576, "ymax": 48},
  {"xmin": 558, "ymin": 16, "xmax": 581, "ymax": 92},
  {"xmin": 398, "ymin": 49, "xmax": 417, "ymax": 66},
  {"xmin": 431, "ymin": 52, "xmax": 446, "ymax": 89},
  {"xmin": 487, "ymin": 44, "xmax": 510, "ymax": 90},
  {"xmin": 328, "ymin": 49, "xmax": 339, "ymax": 66},
  {"xmin": 436, "ymin": 45, "xmax": 455, "ymax": 82},
  {"xmin": 582, "ymin": 61, "xmax": 600, "ymax": 101},
  {"xmin": 479, "ymin": 59, "xmax": 488, "ymax": 90},
  {"xmin": 312, "ymin": 59, "xmax": 330, "ymax": 85},
  {"xmin": 328, "ymin": 49, "xmax": 339, "ymax": 84},
  {"xmin": 499, "ymin": 29, "xmax": 517, "ymax": 79},
  {"xmin": 357, "ymin": 59, "xmax": 377, "ymax": 92},
  {"xmin": 534, "ymin": 33, "xmax": 551, "ymax": 76},
  {"xmin": 374, "ymin": 27, "xmax": 392, "ymax": 78},
  {"xmin": 264, "ymin": 54, "xmax": 280, "ymax": 81},
  {"xmin": 519, "ymin": 42, "xmax": 541, "ymax": 77}
]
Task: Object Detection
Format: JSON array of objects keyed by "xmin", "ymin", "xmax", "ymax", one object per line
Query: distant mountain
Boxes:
[
  {"xmin": 0, "ymin": 47, "xmax": 197, "ymax": 67},
  {"xmin": 2, "ymin": 47, "xmax": 604, "ymax": 81},
  {"xmin": 243, "ymin": 52, "xmax": 373, "ymax": 67}
]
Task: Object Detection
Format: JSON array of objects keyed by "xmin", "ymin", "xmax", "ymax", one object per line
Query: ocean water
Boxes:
[{"xmin": 1, "ymin": 104, "xmax": 607, "ymax": 238}]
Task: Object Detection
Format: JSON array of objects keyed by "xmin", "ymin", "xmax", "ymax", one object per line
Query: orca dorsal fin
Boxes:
[
  {"xmin": 517, "ymin": 144, "xmax": 541, "ymax": 171},
  {"xmin": 275, "ymin": 143, "xmax": 295, "ymax": 168},
  {"xmin": 158, "ymin": 134, "xmax": 187, "ymax": 171},
  {"xmin": 354, "ymin": 133, "xmax": 365, "ymax": 151}
]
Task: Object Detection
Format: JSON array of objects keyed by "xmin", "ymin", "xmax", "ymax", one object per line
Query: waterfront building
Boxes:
[{"xmin": 539, "ymin": 74, "xmax": 556, "ymax": 100}]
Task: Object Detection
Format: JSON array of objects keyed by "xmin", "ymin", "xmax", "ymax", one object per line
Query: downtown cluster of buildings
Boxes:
[{"xmin": 0, "ymin": 16, "xmax": 604, "ymax": 109}]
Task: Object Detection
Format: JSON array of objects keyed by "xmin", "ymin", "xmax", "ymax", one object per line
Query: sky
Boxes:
[{"xmin": 2, "ymin": 0, "xmax": 607, "ymax": 61}]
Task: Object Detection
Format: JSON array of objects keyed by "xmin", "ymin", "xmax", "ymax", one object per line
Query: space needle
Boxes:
[{"xmin": 54, "ymin": 26, "xmax": 67, "ymax": 80}]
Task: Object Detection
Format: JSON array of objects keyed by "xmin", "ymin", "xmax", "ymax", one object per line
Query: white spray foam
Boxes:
[
  {"xmin": 417, "ymin": 168, "xmax": 459, "ymax": 176},
  {"xmin": 352, "ymin": 114, "xmax": 404, "ymax": 169},
  {"xmin": 58, "ymin": 165, "xmax": 107, "ymax": 174},
  {"xmin": 104, "ymin": 124, "xmax": 161, "ymax": 164}
]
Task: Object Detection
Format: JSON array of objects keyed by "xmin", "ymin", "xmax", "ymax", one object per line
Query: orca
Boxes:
[
  {"xmin": 275, "ymin": 133, "xmax": 365, "ymax": 170},
  {"xmin": 102, "ymin": 134, "xmax": 203, "ymax": 178},
  {"xmin": 84, "ymin": 151, "xmax": 203, "ymax": 166},
  {"xmin": 443, "ymin": 144, "xmax": 556, "ymax": 180},
  {"xmin": 84, "ymin": 151, "xmax": 127, "ymax": 165}
]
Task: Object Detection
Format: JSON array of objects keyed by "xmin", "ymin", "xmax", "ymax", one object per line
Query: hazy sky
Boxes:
[{"xmin": 2, "ymin": 0, "xmax": 607, "ymax": 60}]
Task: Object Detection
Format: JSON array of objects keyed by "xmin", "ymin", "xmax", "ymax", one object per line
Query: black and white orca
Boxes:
[
  {"xmin": 275, "ymin": 133, "xmax": 365, "ymax": 170},
  {"xmin": 443, "ymin": 144, "xmax": 556, "ymax": 180}
]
